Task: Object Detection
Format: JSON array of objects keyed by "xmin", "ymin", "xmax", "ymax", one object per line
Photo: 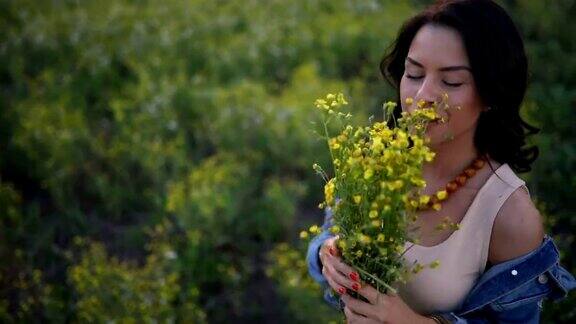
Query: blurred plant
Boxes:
[
  {"xmin": 266, "ymin": 243, "xmax": 341, "ymax": 323},
  {"xmin": 68, "ymin": 224, "xmax": 206, "ymax": 323}
]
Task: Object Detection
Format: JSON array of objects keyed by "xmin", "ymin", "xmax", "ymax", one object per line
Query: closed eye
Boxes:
[
  {"xmin": 406, "ymin": 74, "xmax": 423, "ymax": 80},
  {"xmin": 443, "ymin": 81, "xmax": 463, "ymax": 87},
  {"xmin": 406, "ymin": 74, "xmax": 463, "ymax": 88}
]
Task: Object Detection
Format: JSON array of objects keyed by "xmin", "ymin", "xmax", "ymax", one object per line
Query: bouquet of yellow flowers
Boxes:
[{"xmin": 306, "ymin": 93, "xmax": 445, "ymax": 295}]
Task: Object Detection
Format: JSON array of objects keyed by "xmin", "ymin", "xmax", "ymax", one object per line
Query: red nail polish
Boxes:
[
  {"xmin": 349, "ymin": 272, "xmax": 359, "ymax": 281},
  {"xmin": 338, "ymin": 287, "xmax": 346, "ymax": 295},
  {"xmin": 329, "ymin": 247, "xmax": 335, "ymax": 256},
  {"xmin": 352, "ymin": 282, "xmax": 361, "ymax": 291}
]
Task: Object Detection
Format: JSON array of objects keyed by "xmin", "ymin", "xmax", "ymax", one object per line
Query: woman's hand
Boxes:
[
  {"xmin": 319, "ymin": 235, "xmax": 363, "ymax": 295},
  {"xmin": 319, "ymin": 237, "xmax": 432, "ymax": 324},
  {"xmin": 341, "ymin": 285, "xmax": 434, "ymax": 324}
]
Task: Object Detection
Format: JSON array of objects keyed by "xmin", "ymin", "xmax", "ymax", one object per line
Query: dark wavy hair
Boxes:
[{"xmin": 380, "ymin": 0, "xmax": 539, "ymax": 173}]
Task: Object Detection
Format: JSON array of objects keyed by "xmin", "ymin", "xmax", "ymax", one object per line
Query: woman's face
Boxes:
[{"xmin": 400, "ymin": 24, "xmax": 484, "ymax": 147}]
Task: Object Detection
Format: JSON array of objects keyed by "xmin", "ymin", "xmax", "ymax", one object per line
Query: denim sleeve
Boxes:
[
  {"xmin": 306, "ymin": 207, "xmax": 335, "ymax": 285},
  {"xmin": 306, "ymin": 207, "xmax": 343, "ymax": 309},
  {"xmin": 437, "ymin": 300, "xmax": 541, "ymax": 323},
  {"xmin": 306, "ymin": 229, "xmax": 333, "ymax": 285}
]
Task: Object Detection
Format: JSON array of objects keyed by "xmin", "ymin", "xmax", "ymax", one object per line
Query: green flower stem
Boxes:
[{"xmin": 353, "ymin": 265, "xmax": 397, "ymax": 295}]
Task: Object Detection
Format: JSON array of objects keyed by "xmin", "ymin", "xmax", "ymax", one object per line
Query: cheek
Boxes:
[
  {"xmin": 447, "ymin": 85, "xmax": 483, "ymax": 113},
  {"xmin": 399, "ymin": 77, "xmax": 416, "ymax": 111}
]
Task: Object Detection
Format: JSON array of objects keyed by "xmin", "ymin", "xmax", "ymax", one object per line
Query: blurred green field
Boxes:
[{"xmin": 1, "ymin": 0, "xmax": 574, "ymax": 322}]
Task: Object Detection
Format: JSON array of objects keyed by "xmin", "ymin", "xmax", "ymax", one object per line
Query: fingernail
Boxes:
[
  {"xmin": 352, "ymin": 282, "xmax": 361, "ymax": 291},
  {"xmin": 338, "ymin": 287, "xmax": 346, "ymax": 295},
  {"xmin": 329, "ymin": 247, "xmax": 335, "ymax": 256},
  {"xmin": 349, "ymin": 272, "xmax": 359, "ymax": 281}
]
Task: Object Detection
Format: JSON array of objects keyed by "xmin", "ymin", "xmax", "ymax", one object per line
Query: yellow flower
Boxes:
[
  {"xmin": 299, "ymin": 231, "xmax": 309, "ymax": 239},
  {"xmin": 329, "ymin": 138, "xmax": 341, "ymax": 150},
  {"xmin": 436, "ymin": 190, "xmax": 448, "ymax": 201},
  {"xmin": 432, "ymin": 203, "xmax": 442, "ymax": 211},
  {"xmin": 377, "ymin": 234, "xmax": 386, "ymax": 242},
  {"xmin": 435, "ymin": 222, "xmax": 448, "ymax": 231},
  {"xmin": 419, "ymin": 195, "xmax": 431, "ymax": 205},
  {"xmin": 369, "ymin": 210, "xmax": 379, "ymax": 219},
  {"xmin": 405, "ymin": 97, "xmax": 414, "ymax": 105},
  {"xmin": 347, "ymin": 157, "xmax": 357, "ymax": 166},
  {"xmin": 309, "ymin": 225, "xmax": 320, "ymax": 234},
  {"xmin": 386, "ymin": 180, "xmax": 404, "ymax": 191},
  {"xmin": 359, "ymin": 234, "xmax": 372, "ymax": 244},
  {"xmin": 324, "ymin": 179, "xmax": 336, "ymax": 205},
  {"xmin": 314, "ymin": 99, "xmax": 329, "ymax": 110},
  {"xmin": 371, "ymin": 137, "xmax": 384, "ymax": 153},
  {"xmin": 364, "ymin": 168, "xmax": 374, "ymax": 180},
  {"xmin": 337, "ymin": 93, "xmax": 349, "ymax": 105},
  {"xmin": 353, "ymin": 195, "xmax": 362, "ymax": 204},
  {"xmin": 429, "ymin": 260, "xmax": 441, "ymax": 269},
  {"xmin": 330, "ymin": 225, "xmax": 341, "ymax": 234},
  {"xmin": 412, "ymin": 263, "xmax": 424, "ymax": 274}
]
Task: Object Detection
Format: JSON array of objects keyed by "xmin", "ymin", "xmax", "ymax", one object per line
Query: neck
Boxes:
[{"xmin": 423, "ymin": 130, "xmax": 480, "ymax": 184}]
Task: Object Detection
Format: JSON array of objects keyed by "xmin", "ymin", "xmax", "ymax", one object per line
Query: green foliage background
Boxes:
[{"xmin": 0, "ymin": 0, "xmax": 574, "ymax": 322}]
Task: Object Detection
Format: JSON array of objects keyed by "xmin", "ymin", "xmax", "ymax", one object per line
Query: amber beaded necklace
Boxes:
[{"xmin": 418, "ymin": 155, "xmax": 487, "ymax": 211}]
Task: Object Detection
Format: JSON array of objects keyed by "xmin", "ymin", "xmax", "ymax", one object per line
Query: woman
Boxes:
[{"xmin": 306, "ymin": 0, "xmax": 576, "ymax": 323}]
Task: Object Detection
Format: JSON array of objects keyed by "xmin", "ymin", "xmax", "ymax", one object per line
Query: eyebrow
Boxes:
[{"xmin": 406, "ymin": 57, "xmax": 472, "ymax": 72}]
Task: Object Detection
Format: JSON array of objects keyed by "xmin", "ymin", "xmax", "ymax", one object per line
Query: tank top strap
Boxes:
[{"xmin": 459, "ymin": 163, "xmax": 526, "ymax": 273}]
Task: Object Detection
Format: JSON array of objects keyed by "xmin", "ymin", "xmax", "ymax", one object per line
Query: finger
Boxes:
[
  {"xmin": 330, "ymin": 256, "xmax": 362, "ymax": 284},
  {"xmin": 330, "ymin": 235, "xmax": 341, "ymax": 256},
  {"xmin": 341, "ymin": 294, "xmax": 378, "ymax": 319},
  {"xmin": 322, "ymin": 236, "xmax": 341, "ymax": 258},
  {"xmin": 323, "ymin": 255, "xmax": 360, "ymax": 291},
  {"xmin": 356, "ymin": 283, "xmax": 381, "ymax": 305},
  {"xmin": 322, "ymin": 264, "xmax": 348, "ymax": 295},
  {"xmin": 344, "ymin": 306, "xmax": 368, "ymax": 323}
]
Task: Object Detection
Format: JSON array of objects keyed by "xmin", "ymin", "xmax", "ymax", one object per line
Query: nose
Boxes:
[{"xmin": 414, "ymin": 77, "xmax": 441, "ymax": 108}]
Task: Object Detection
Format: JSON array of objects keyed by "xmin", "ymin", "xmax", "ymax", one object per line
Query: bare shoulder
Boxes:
[{"xmin": 488, "ymin": 186, "xmax": 545, "ymax": 265}]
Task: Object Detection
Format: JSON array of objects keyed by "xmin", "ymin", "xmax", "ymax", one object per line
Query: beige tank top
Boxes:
[{"xmin": 395, "ymin": 163, "xmax": 527, "ymax": 315}]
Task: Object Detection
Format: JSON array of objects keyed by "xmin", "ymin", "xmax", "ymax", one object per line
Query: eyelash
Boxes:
[{"xmin": 406, "ymin": 75, "xmax": 463, "ymax": 88}]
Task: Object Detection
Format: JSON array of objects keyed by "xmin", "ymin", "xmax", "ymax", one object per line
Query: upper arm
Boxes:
[{"xmin": 488, "ymin": 186, "xmax": 545, "ymax": 265}]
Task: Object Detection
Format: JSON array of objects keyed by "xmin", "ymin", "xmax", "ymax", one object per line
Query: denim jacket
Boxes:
[{"xmin": 306, "ymin": 209, "xmax": 576, "ymax": 323}]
